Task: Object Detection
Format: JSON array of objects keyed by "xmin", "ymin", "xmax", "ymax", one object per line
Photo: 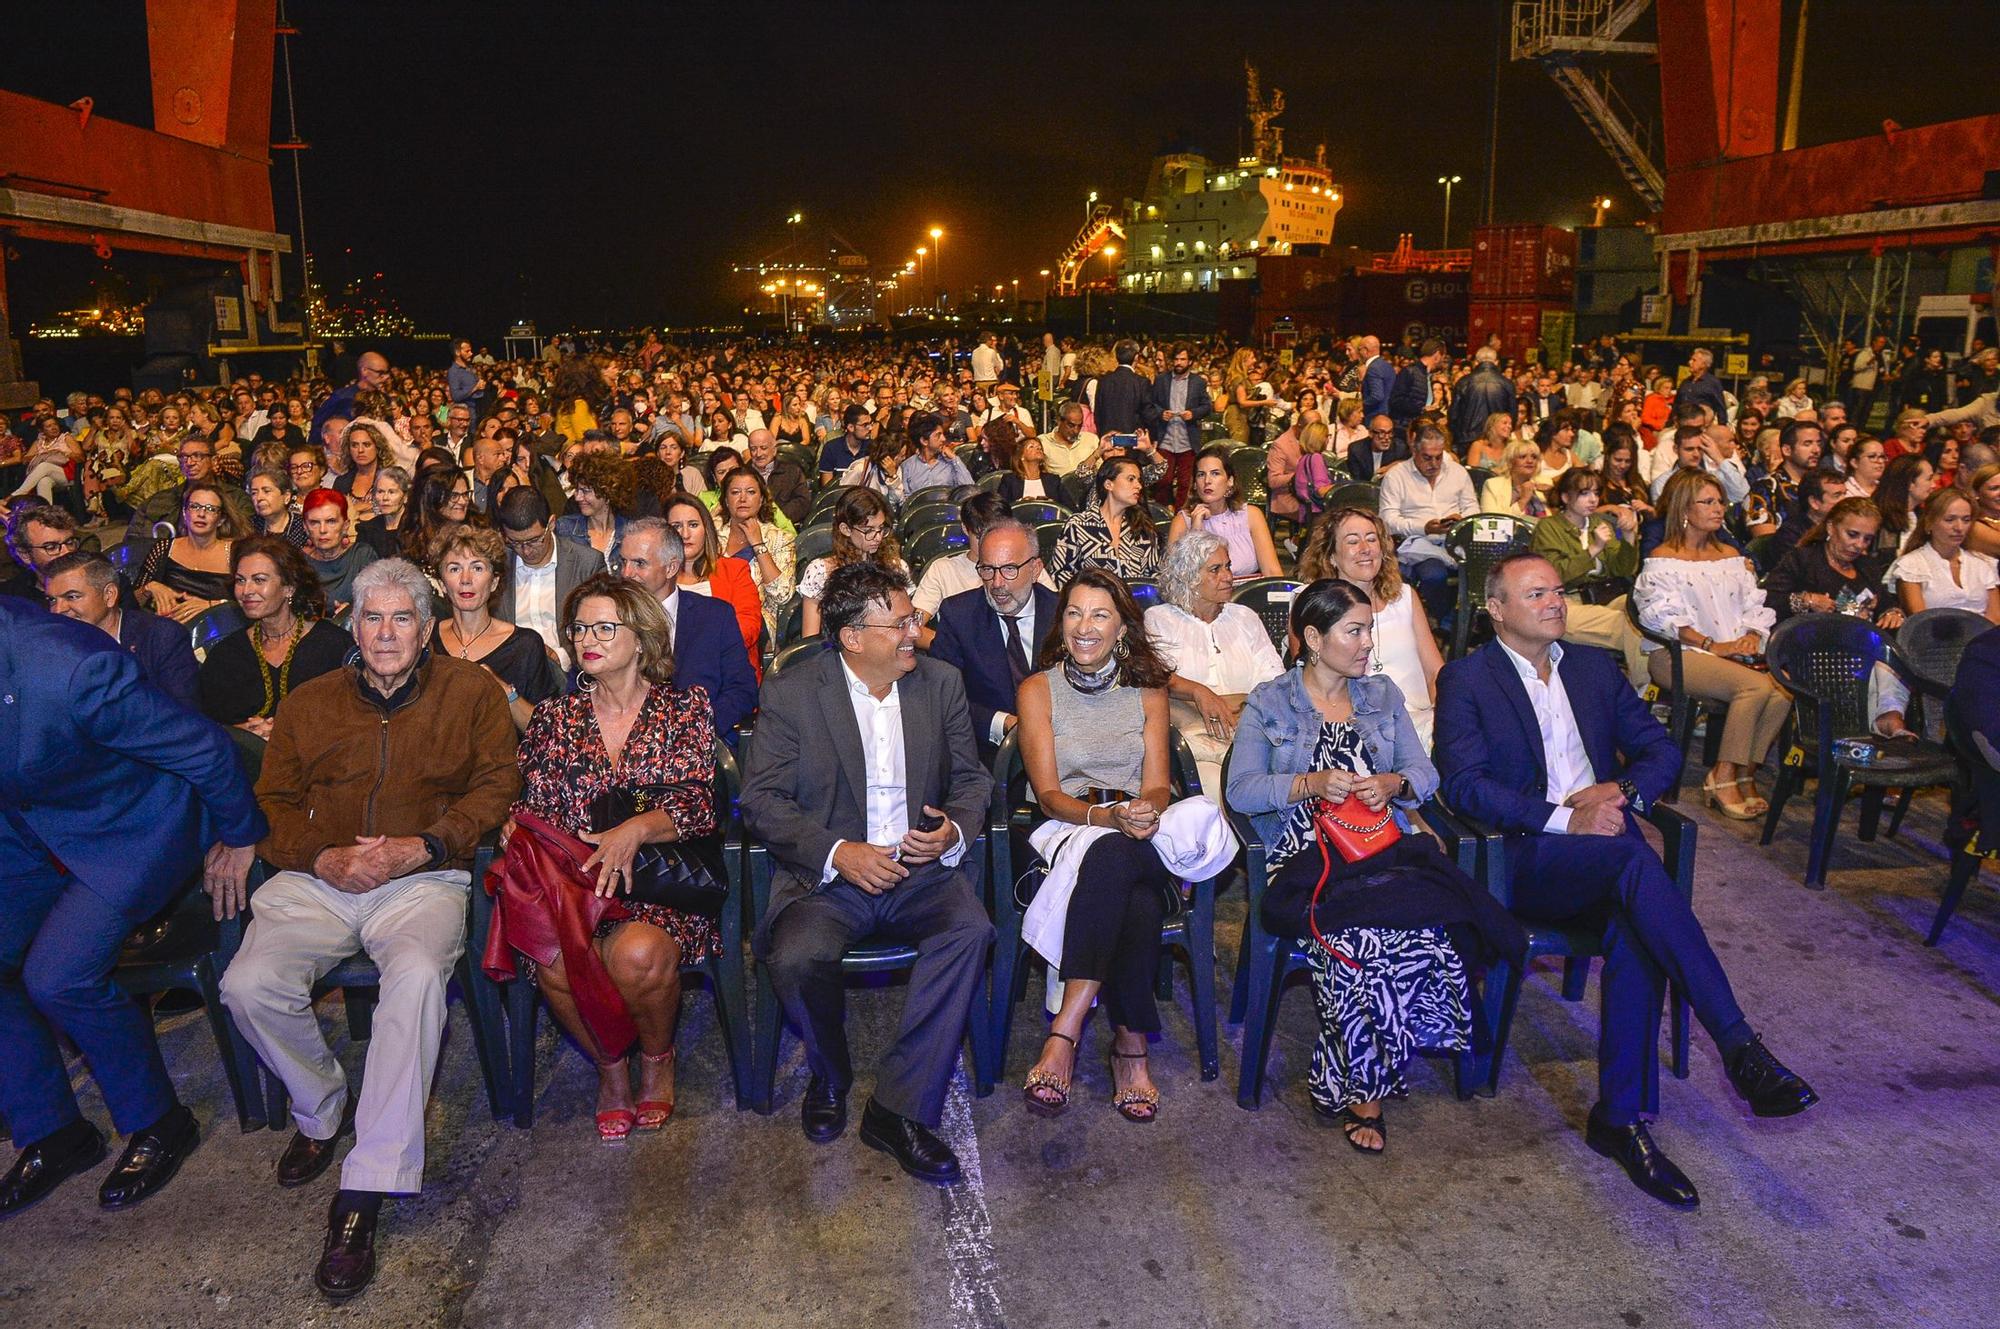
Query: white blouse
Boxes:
[
  {"xmin": 1635, "ymin": 555, "xmax": 1775, "ymax": 652},
  {"xmin": 1144, "ymin": 603, "xmax": 1285, "ymax": 696},
  {"xmin": 1887, "ymin": 543, "xmax": 2000, "ymax": 614}
]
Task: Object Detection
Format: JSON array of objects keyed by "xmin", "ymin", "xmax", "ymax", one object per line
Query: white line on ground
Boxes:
[{"xmin": 936, "ymin": 1066, "xmax": 1006, "ymax": 1328}]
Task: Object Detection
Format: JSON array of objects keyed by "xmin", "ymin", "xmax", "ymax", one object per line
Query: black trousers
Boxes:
[{"xmin": 1060, "ymin": 834, "xmax": 1173, "ymax": 1033}]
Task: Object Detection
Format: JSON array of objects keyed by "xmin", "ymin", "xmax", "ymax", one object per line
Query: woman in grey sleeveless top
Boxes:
[{"xmin": 1014, "ymin": 568, "xmax": 1177, "ymax": 1123}]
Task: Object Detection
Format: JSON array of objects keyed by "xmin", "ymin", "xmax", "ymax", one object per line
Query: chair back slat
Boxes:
[
  {"xmin": 1767, "ymin": 615, "xmax": 1886, "ymax": 744},
  {"xmin": 1231, "ymin": 577, "xmax": 1303, "ymax": 657}
]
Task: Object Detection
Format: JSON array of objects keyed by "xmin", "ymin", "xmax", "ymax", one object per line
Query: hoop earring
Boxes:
[
  {"xmin": 1114, "ymin": 635, "xmax": 1130, "ymax": 661},
  {"xmin": 577, "ymin": 671, "xmax": 596, "ymax": 693}
]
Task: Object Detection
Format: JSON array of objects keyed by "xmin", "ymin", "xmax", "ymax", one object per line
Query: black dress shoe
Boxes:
[
  {"xmin": 1585, "ymin": 1105, "xmax": 1699, "ymax": 1210},
  {"xmin": 278, "ymin": 1101, "xmax": 357, "ymax": 1188},
  {"xmin": 98, "ymin": 1105, "xmax": 199, "ymax": 1210},
  {"xmin": 315, "ymin": 1195, "xmax": 380, "ymax": 1303},
  {"xmin": 0, "ymin": 1122, "xmax": 107, "ymax": 1218},
  {"xmin": 800, "ymin": 1075, "xmax": 847, "ymax": 1144},
  {"xmin": 858, "ymin": 1098, "xmax": 962, "ymax": 1186},
  {"xmin": 1727, "ymin": 1038, "xmax": 1819, "ymax": 1118}
]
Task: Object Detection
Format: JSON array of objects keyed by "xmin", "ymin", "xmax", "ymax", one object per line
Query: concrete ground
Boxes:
[{"xmin": 3, "ymin": 788, "xmax": 1998, "ymax": 1329}]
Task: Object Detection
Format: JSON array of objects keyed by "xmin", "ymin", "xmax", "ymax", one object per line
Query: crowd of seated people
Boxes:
[{"xmin": 17, "ymin": 323, "xmax": 2000, "ymax": 1301}]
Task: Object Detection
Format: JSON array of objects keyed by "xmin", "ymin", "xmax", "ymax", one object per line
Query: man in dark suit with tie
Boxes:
[
  {"xmin": 929, "ymin": 520, "xmax": 1058, "ymax": 753},
  {"xmin": 0, "ymin": 598, "xmax": 266, "ymax": 1215},
  {"xmin": 39, "ymin": 551, "xmax": 198, "ymax": 709},
  {"xmin": 617, "ymin": 519, "xmax": 758, "ymax": 740},
  {"xmin": 1090, "ymin": 338, "xmax": 1158, "ymax": 438},
  {"xmin": 1435, "ymin": 552, "xmax": 1816, "ymax": 1210},
  {"xmin": 742, "ymin": 562, "xmax": 993, "ymax": 1185},
  {"xmin": 1358, "ymin": 335, "xmax": 1397, "ymax": 424},
  {"xmin": 1388, "ymin": 338, "xmax": 1445, "ymax": 443}
]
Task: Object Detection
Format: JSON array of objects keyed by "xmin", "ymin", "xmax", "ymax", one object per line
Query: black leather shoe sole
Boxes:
[
  {"xmin": 0, "ymin": 1134, "xmax": 108, "ymax": 1219},
  {"xmin": 858, "ymin": 1121, "xmax": 961, "ymax": 1187},
  {"xmin": 1585, "ymin": 1130, "xmax": 1699, "ymax": 1210},
  {"xmin": 99, "ymin": 1124, "xmax": 200, "ymax": 1211}
]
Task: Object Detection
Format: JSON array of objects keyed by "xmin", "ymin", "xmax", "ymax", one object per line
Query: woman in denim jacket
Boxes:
[{"xmin": 1228, "ymin": 578, "xmax": 1524, "ymax": 1154}]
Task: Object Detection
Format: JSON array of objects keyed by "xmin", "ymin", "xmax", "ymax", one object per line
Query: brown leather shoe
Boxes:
[
  {"xmin": 314, "ymin": 1196, "xmax": 379, "ymax": 1303},
  {"xmin": 277, "ymin": 1102, "xmax": 356, "ymax": 1188}
]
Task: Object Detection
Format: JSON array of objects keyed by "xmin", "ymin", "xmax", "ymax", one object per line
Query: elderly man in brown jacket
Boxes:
[{"xmin": 215, "ymin": 557, "xmax": 518, "ymax": 1304}]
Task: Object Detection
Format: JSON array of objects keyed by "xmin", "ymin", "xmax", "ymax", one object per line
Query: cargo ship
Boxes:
[{"xmin": 1056, "ymin": 62, "xmax": 1342, "ymax": 298}]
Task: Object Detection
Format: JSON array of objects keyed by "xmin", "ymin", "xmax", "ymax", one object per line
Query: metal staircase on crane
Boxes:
[{"xmin": 1512, "ymin": 0, "xmax": 1665, "ymax": 211}]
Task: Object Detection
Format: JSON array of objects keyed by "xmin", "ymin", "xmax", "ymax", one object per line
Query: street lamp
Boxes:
[
  {"xmin": 915, "ymin": 245, "xmax": 927, "ymax": 296},
  {"xmin": 1086, "ymin": 190, "xmax": 1098, "ymax": 221},
  {"xmin": 1039, "ymin": 268, "xmax": 1051, "ymax": 303},
  {"xmin": 1436, "ymin": 175, "xmax": 1462, "ymax": 248},
  {"xmin": 929, "ymin": 227, "xmax": 944, "ymax": 306},
  {"xmin": 1592, "ymin": 195, "xmax": 1614, "ymax": 227}
]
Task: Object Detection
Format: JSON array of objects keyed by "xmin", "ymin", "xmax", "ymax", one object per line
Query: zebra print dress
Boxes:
[{"xmin": 1270, "ymin": 720, "xmax": 1471, "ymax": 1113}]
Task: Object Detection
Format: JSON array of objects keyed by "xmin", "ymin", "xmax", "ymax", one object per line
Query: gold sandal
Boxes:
[
  {"xmin": 1022, "ymin": 1031, "xmax": 1076, "ymax": 1118},
  {"xmin": 1110, "ymin": 1049, "xmax": 1159, "ymax": 1124}
]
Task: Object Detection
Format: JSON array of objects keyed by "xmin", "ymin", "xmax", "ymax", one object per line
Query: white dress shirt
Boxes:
[
  {"xmin": 822, "ymin": 660, "xmax": 967, "ymax": 882},
  {"xmin": 657, "ymin": 585, "xmax": 679, "ymax": 649},
  {"xmin": 1496, "ymin": 638, "xmax": 1594, "ymax": 833},
  {"xmin": 513, "ymin": 552, "xmax": 561, "ymax": 661},
  {"xmin": 1378, "ymin": 456, "xmax": 1479, "ymax": 564},
  {"xmin": 986, "ymin": 596, "xmax": 1040, "ymax": 745}
]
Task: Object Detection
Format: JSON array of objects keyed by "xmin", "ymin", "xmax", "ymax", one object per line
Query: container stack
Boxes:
[{"xmin": 1469, "ymin": 224, "xmax": 1577, "ymax": 364}]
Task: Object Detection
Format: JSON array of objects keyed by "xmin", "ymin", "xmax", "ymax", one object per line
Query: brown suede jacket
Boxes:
[{"xmin": 256, "ymin": 652, "xmax": 521, "ymax": 874}]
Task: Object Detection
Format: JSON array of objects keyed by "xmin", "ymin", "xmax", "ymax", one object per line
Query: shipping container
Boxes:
[
  {"xmin": 1254, "ymin": 254, "xmax": 1348, "ymax": 305},
  {"xmin": 1469, "ymin": 298, "xmax": 1571, "ymax": 362},
  {"xmin": 1335, "ymin": 270, "xmax": 1469, "ymax": 349},
  {"xmin": 1470, "ymin": 224, "xmax": 1578, "ymax": 301}
]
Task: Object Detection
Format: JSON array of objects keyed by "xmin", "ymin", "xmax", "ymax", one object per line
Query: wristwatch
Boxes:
[
  {"xmin": 418, "ymin": 832, "xmax": 448, "ymax": 870},
  {"xmin": 1616, "ymin": 778, "xmax": 1646, "ymax": 815},
  {"xmin": 1396, "ymin": 775, "xmax": 1412, "ymax": 801}
]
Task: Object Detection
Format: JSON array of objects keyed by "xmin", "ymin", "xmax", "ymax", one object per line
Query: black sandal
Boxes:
[
  {"xmin": 1337, "ymin": 1106, "xmax": 1386, "ymax": 1154},
  {"xmin": 1110, "ymin": 1048, "xmax": 1160, "ymax": 1124},
  {"xmin": 1022, "ymin": 1031, "xmax": 1077, "ymax": 1118}
]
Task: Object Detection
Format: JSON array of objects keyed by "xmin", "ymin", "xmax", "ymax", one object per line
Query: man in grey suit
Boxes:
[
  {"xmin": 742, "ymin": 562, "xmax": 993, "ymax": 1185},
  {"xmin": 492, "ymin": 488, "xmax": 603, "ymax": 663}
]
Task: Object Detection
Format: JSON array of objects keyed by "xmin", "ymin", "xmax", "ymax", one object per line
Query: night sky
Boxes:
[{"xmin": 5, "ymin": 1, "xmax": 1996, "ymax": 338}]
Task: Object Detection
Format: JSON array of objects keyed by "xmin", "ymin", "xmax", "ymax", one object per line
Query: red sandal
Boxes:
[
  {"xmin": 635, "ymin": 1047, "xmax": 676, "ymax": 1131},
  {"xmin": 595, "ymin": 1057, "xmax": 636, "ymax": 1145}
]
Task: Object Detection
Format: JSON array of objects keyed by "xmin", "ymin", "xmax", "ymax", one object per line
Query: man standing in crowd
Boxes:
[
  {"xmin": 1377, "ymin": 424, "xmax": 1476, "ymax": 623},
  {"xmin": 928, "ymin": 518, "xmax": 1056, "ymax": 752},
  {"xmin": 447, "ymin": 339, "xmax": 481, "ymax": 406},
  {"xmin": 1846, "ymin": 335, "xmax": 1883, "ymax": 427},
  {"xmin": 971, "ymin": 331, "xmax": 1003, "ymax": 390},
  {"xmin": 1674, "ymin": 347, "xmax": 1729, "ymax": 425},
  {"xmin": 311, "ymin": 350, "xmax": 389, "ymax": 444},
  {"xmin": 1388, "ymin": 339, "xmax": 1444, "ymax": 443},
  {"xmin": 1450, "ymin": 345, "xmax": 1516, "ymax": 449},
  {"xmin": 216, "ymin": 559, "xmax": 518, "ymax": 1302},
  {"xmin": 492, "ymin": 489, "xmax": 599, "ymax": 664},
  {"xmin": 1436, "ymin": 553, "xmax": 1816, "ymax": 1210},
  {"xmin": 742, "ymin": 563, "xmax": 993, "ymax": 1185},
  {"xmin": 744, "ymin": 428, "xmax": 811, "ymax": 525},
  {"xmin": 40, "ymin": 551, "xmax": 197, "ymax": 708},
  {"xmin": 1091, "ymin": 339, "xmax": 1155, "ymax": 438},
  {"xmin": 1148, "ymin": 344, "xmax": 1213, "ymax": 508},
  {"xmin": 0, "ymin": 597, "xmax": 265, "ymax": 1217},
  {"xmin": 615, "ymin": 518, "xmax": 758, "ymax": 739},
  {"xmin": 1358, "ymin": 335, "xmax": 1395, "ymax": 423}
]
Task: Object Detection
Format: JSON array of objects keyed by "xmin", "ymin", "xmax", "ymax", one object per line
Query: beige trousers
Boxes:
[
  {"xmin": 1564, "ymin": 595, "xmax": 1649, "ymax": 687},
  {"xmin": 1648, "ymin": 649, "xmax": 1792, "ymax": 769}
]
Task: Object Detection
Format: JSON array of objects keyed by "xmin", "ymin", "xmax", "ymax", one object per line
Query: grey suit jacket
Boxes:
[
  {"xmin": 741, "ymin": 650, "xmax": 992, "ymax": 953},
  {"xmin": 493, "ymin": 536, "xmax": 604, "ymax": 623}
]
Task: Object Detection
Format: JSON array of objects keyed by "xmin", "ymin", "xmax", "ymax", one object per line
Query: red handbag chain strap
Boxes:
[{"xmin": 1304, "ymin": 801, "xmax": 1363, "ymax": 971}]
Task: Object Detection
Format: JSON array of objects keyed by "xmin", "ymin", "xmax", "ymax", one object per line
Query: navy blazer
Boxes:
[
  {"xmin": 0, "ymin": 599, "xmax": 265, "ymax": 903},
  {"xmin": 1361, "ymin": 357, "xmax": 1397, "ymax": 421},
  {"xmin": 1146, "ymin": 370, "xmax": 1214, "ymax": 446},
  {"xmin": 119, "ymin": 606, "xmax": 199, "ymax": 710},
  {"xmin": 928, "ymin": 583, "xmax": 1059, "ymax": 744},
  {"xmin": 1092, "ymin": 366, "xmax": 1157, "ymax": 436},
  {"xmin": 673, "ymin": 588, "xmax": 758, "ymax": 742},
  {"xmin": 1387, "ymin": 362, "xmax": 1432, "ymax": 428},
  {"xmin": 1435, "ymin": 638, "xmax": 1680, "ymax": 838}
]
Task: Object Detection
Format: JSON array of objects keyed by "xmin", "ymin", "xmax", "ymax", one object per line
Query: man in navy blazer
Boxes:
[
  {"xmin": 0, "ymin": 599, "xmax": 266, "ymax": 1215},
  {"xmin": 1091, "ymin": 339, "xmax": 1158, "ymax": 437},
  {"xmin": 1388, "ymin": 339, "xmax": 1445, "ymax": 443},
  {"xmin": 1358, "ymin": 335, "xmax": 1397, "ymax": 423},
  {"xmin": 618, "ymin": 519, "xmax": 757, "ymax": 740},
  {"xmin": 1145, "ymin": 345, "xmax": 1215, "ymax": 507},
  {"xmin": 928, "ymin": 520, "xmax": 1058, "ymax": 752},
  {"xmin": 1435, "ymin": 552, "xmax": 1816, "ymax": 1210},
  {"xmin": 41, "ymin": 551, "xmax": 199, "ymax": 709}
]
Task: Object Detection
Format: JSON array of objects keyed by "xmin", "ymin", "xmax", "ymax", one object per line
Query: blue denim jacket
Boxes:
[{"xmin": 1226, "ymin": 666, "xmax": 1438, "ymax": 850}]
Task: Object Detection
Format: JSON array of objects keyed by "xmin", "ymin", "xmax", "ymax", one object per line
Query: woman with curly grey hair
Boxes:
[{"xmin": 1144, "ymin": 529, "xmax": 1284, "ymax": 793}]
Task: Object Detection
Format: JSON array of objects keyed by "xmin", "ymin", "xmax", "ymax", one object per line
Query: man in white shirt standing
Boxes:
[
  {"xmin": 742, "ymin": 563, "xmax": 993, "ymax": 1186},
  {"xmin": 970, "ymin": 331, "xmax": 1003, "ymax": 389},
  {"xmin": 1376, "ymin": 424, "xmax": 1476, "ymax": 623}
]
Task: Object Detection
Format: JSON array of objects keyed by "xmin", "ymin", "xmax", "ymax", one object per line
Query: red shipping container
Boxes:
[
  {"xmin": 1336, "ymin": 270, "xmax": 1469, "ymax": 347},
  {"xmin": 1468, "ymin": 298, "xmax": 1568, "ymax": 361},
  {"xmin": 1470, "ymin": 224, "xmax": 1577, "ymax": 300}
]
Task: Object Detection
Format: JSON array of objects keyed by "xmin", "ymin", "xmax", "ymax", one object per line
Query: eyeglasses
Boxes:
[
  {"xmin": 25, "ymin": 535, "xmax": 79, "ymax": 557},
  {"xmin": 852, "ymin": 613, "xmax": 922, "ymax": 634},
  {"xmin": 288, "ymin": 461, "xmax": 319, "ymax": 473},
  {"xmin": 185, "ymin": 502, "xmax": 223, "ymax": 516},
  {"xmin": 179, "ymin": 452, "xmax": 211, "ymax": 462},
  {"xmin": 851, "ymin": 522, "xmax": 888, "ymax": 537},
  {"xmin": 975, "ymin": 559, "xmax": 1039, "ymax": 580},
  {"xmin": 565, "ymin": 621, "xmax": 628, "ymax": 641},
  {"xmin": 501, "ymin": 529, "xmax": 548, "ymax": 550}
]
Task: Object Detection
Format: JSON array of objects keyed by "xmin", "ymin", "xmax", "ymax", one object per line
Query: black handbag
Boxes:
[{"xmin": 586, "ymin": 785, "xmax": 728, "ymax": 917}]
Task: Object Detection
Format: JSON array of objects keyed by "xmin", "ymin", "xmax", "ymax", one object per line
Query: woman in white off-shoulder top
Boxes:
[{"xmin": 1633, "ymin": 470, "xmax": 1792, "ymax": 818}]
